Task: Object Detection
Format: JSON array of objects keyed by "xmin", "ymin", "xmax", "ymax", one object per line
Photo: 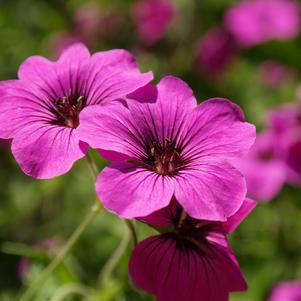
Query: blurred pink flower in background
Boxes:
[
  {"xmin": 258, "ymin": 60, "xmax": 295, "ymax": 88},
  {"xmin": 99, "ymin": 11, "xmax": 123, "ymax": 38},
  {"xmin": 18, "ymin": 257, "xmax": 30, "ymax": 280},
  {"xmin": 74, "ymin": 3, "xmax": 123, "ymax": 43},
  {"xmin": 195, "ymin": 27, "xmax": 238, "ymax": 76},
  {"xmin": 236, "ymin": 131, "xmax": 286, "ymax": 202},
  {"xmin": 268, "ymin": 103, "xmax": 301, "ymax": 185},
  {"xmin": 238, "ymin": 101, "xmax": 301, "ymax": 202},
  {"xmin": 17, "ymin": 239, "xmax": 59, "ymax": 280},
  {"xmin": 50, "ymin": 3, "xmax": 122, "ymax": 55},
  {"xmin": 268, "ymin": 281, "xmax": 301, "ymax": 301},
  {"xmin": 73, "ymin": 3, "xmax": 102, "ymax": 43},
  {"xmin": 224, "ymin": 0, "xmax": 300, "ymax": 47},
  {"xmin": 131, "ymin": 0, "xmax": 176, "ymax": 45}
]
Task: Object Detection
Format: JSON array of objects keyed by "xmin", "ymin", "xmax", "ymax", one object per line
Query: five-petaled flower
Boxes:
[
  {"xmin": 0, "ymin": 43, "xmax": 153, "ymax": 178},
  {"xmin": 129, "ymin": 197, "xmax": 256, "ymax": 301},
  {"xmin": 78, "ymin": 76, "xmax": 256, "ymax": 220}
]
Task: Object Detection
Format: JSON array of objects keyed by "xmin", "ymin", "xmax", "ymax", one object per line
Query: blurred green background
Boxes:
[{"xmin": 1, "ymin": 0, "xmax": 301, "ymax": 300}]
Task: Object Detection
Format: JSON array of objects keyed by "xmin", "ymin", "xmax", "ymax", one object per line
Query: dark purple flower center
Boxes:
[
  {"xmin": 145, "ymin": 139, "xmax": 183, "ymax": 176},
  {"xmin": 51, "ymin": 92, "xmax": 86, "ymax": 128},
  {"xmin": 170, "ymin": 212, "xmax": 214, "ymax": 255}
]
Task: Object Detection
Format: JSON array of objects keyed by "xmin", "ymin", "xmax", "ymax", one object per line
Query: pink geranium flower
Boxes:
[
  {"xmin": 129, "ymin": 198, "xmax": 256, "ymax": 301},
  {"xmin": 78, "ymin": 76, "xmax": 256, "ymax": 219},
  {"xmin": 224, "ymin": 0, "xmax": 300, "ymax": 47},
  {"xmin": 236, "ymin": 131, "xmax": 286, "ymax": 202},
  {"xmin": 0, "ymin": 43, "xmax": 152, "ymax": 179},
  {"xmin": 268, "ymin": 281, "xmax": 301, "ymax": 301},
  {"xmin": 131, "ymin": 0, "xmax": 176, "ymax": 45}
]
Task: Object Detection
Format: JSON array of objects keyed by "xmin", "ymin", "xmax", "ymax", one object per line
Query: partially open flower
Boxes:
[{"xmin": 129, "ymin": 198, "xmax": 256, "ymax": 301}]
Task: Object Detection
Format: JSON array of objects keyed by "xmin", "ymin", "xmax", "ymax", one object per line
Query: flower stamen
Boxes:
[{"xmin": 52, "ymin": 92, "xmax": 86, "ymax": 128}]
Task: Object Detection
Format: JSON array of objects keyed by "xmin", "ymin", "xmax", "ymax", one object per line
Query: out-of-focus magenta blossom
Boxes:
[
  {"xmin": 78, "ymin": 76, "xmax": 256, "ymax": 219},
  {"xmin": 17, "ymin": 239, "xmax": 59, "ymax": 280},
  {"xmin": 259, "ymin": 60, "xmax": 295, "ymax": 88},
  {"xmin": 0, "ymin": 43, "xmax": 153, "ymax": 179},
  {"xmin": 196, "ymin": 28, "xmax": 238, "ymax": 76},
  {"xmin": 236, "ymin": 131, "xmax": 286, "ymax": 202},
  {"xmin": 268, "ymin": 281, "xmax": 301, "ymax": 301},
  {"xmin": 129, "ymin": 198, "xmax": 256, "ymax": 301},
  {"xmin": 224, "ymin": 0, "xmax": 300, "ymax": 46},
  {"xmin": 73, "ymin": 4, "xmax": 123, "ymax": 44},
  {"xmin": 51, "ymin": 4, "xmax": 123, "ymax": 54},
  {"xmin": 18, "ymin": 257, "xmax": 30, "ymax": 280},
  {"xmin": 268, "ymin": 103, "xmax": 301, "ymax": 185},
  {"xmin": 131, "ymin": 0, "xmax": 176, "ymax": 45},
  {"xmin": 50, "ymin": 3, "xmax": 102, "ymax": 54},
  {"xmin": 73, "ymin": 3, "xmax": 102, "ymax": 43}
]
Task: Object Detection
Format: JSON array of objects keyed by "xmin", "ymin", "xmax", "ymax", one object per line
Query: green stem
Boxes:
[
  {"xmin": 86, "ymin": 152, "xmax": 99, "ymax": 180},
  {"xmin": 98, "ymin": 225, "xmax": 130, "ymax": 286},
  {"xmin": 49, "ymin": 283, "xmax": 92, "ymax": 301},
  {"xmin": 85, "ymin": 155, "xmax": 139, "ymax": 246},
  {"xmin": 19, "ymin": 203, "xmax": 102, "ymax": 301},
  {"xmin": 125, "ymin": 219, "xmax": 138, "ymax": 246}
]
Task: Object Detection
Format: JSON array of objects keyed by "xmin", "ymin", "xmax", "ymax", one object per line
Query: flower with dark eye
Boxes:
[
  {"xmin": 0, "ymin": 43, "xmax": 152, "ymax": 179},
  {"xmin": 78, "ymin": 76, "xmax": 256, "ymax": 219}
]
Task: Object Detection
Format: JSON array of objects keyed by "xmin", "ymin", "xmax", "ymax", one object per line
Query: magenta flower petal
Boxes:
[
  {"xmin": 96, "ymin": 163, "xmax": 174, "ymax": 218},
  {"xmin": 11, "ymin": 124, "xmax": 87, "ymax": 179},
  {"xmin": 174, "ymin": 160, "xmax": 247, "ymax": 221},
  {"xmin": 129, "ymin": 235, "xmax": 247, "ymax": 301},
  {"xmin": 129, "ymin": 199, "xmax": 254, "ymax": 300},
  {"xmin": 87, "ymin": 50, "xmax": 153, "ymax": 104},
  {"xmin": 130, "ymin": 229, "xmax": 247, "ymax": 300},
  {"xmin": 138, "ymin": 197, "xmax": 179, "ymax": 226},
  {"xmin": 221, "ymin": 198, "xmax": 257, "ymax": 233},
  {"xmin": 0, "ymin": 42, "xmax": 152, "ymax": 178},
  {"xmin": 78, "ymin": 103, "xmax": 144, "ymax": 159},
  {"xmin": 182, "ymin": 98, "xmax": 256, "ymax": 160},
  {"xmin": 80, "ymin": 76, "xmax": 255, "ymax": 219}
]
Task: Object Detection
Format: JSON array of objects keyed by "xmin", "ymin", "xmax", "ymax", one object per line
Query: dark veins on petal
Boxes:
[
  {"xmin": 158, "ymin": 202, "xmax": 222, "ymax": 255},
  {"xmin": 49, "ymin": 90, "xmax": 86, "ymax": 128}
]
